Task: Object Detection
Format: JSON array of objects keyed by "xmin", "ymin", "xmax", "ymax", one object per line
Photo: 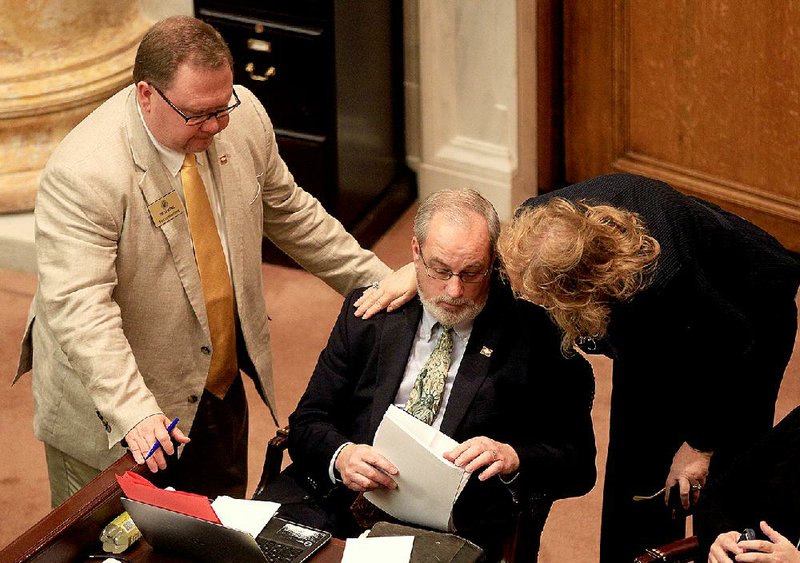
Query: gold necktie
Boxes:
[
  {"xmin": 181, "ymin": 153, "xmax": 238, "ymax": 399},
  {"xmin": 405, "ymin": 325, "xmax": 454, "ymax": 425}
]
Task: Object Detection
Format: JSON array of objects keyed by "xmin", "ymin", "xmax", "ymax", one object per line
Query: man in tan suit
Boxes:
[{"xmin": 13, "ymin": 16, "xmax": 404, "ymax": 507}]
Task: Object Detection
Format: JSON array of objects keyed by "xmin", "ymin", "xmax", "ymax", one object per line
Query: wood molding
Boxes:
[{"xmin": 614, "ymin": 153, "xmax": 800, "ymax": 222}]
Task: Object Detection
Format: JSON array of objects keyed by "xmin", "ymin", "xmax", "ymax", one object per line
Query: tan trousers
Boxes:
[{"xmin": 44, "ymin": 443, "xmax": 101, "ymax": 508}]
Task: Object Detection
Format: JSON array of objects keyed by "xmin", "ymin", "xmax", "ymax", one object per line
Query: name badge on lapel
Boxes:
[{"xmin": 147, "ymin": 191, "xmax": 183, "ymax": 228}]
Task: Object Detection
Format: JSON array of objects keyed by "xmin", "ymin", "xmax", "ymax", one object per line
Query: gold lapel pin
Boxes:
[
  {"xmin": 219, "ymin": 154, "xmax": 229, "ymax": 164},
  {"xmin": 480, "ymin": 346, "xmax": 493, "ymax": 357}
]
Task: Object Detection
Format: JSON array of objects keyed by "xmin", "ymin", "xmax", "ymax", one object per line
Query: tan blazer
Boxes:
[{"xmin": 14, "ymin": 85, "xmax": 390, "ymax": 469}]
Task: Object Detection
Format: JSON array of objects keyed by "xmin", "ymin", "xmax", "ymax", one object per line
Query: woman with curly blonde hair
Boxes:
[
  {"xmin": 500, "ymin": 197, "xmax": 660, "ymax": 355},
  {"xmin": 498, "ymin": 173, "xmax": 800, "ymax": 562}
]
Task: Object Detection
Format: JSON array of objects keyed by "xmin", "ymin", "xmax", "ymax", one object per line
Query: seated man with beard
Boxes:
[{"xmin": 254, "ymin": 189, "xmax": 597, "ymax": 561}]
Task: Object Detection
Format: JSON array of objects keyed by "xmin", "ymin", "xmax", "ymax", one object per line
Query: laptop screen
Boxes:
[{"xmin": 121, "ymin": 497, "xmax": 331, "ymax": 562}]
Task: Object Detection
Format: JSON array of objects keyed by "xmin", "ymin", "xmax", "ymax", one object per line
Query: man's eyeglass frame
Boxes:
[
  {"xmin": 151, "ymin": 84, "xmax": 241, "ymax": 126},
  {"xmin": 419, "ymin": 252, "xmax": 493, "ymax": 284}
]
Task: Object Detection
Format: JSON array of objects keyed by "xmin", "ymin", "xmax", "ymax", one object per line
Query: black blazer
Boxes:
[
  {"xmin": 523, "ymin": 173, "xmax": 800, "ymax": 453},
  {"xmin": 286, "ymin": 276, "xmax": 597, "ymax": 530},
  {"xmin": 695, "ymin": 405, "xmax": 800, "ymax": 552}
]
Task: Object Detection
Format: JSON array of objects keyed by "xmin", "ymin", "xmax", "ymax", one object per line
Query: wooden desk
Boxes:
[{"xmin": 0, "ymin": 453, "xmax": 343, "ymax": 562}]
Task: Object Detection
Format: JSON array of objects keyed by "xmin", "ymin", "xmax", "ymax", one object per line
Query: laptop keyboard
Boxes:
[{"xmin": 256, "ymin": 537, "xmax": 305, "ymax": 563}]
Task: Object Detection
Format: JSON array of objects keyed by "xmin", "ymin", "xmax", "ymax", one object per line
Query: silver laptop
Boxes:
[{"xmin": 121, "ymin": 497, "xmax": 331, "ymax": 563}]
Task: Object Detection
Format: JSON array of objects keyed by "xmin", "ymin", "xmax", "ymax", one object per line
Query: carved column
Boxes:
[
  {"xmin": 0, "ymin": 0, "xmax": 151, "ymax": 213},
  {"xmin": 413, "ymin": 0, "xmax": 536, "ymax": 221}
]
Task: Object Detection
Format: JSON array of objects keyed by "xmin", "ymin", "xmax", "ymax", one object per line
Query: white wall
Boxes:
[
  {"xmin": 409, "ymin": 0, "xmax": 537, "ymax": 222},
  {"xmin": 139, "ymin": 0, "xmax": 193, "ymax": 21}
]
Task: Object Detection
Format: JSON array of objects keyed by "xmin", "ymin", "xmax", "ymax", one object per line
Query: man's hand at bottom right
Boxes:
[
  {"xmin": 709, "ymin": 521, "xmax": 800, "ymax": 563},
  {"xmin": 709, "ymin": 530, "xmax": 744, "ymax": 563}
]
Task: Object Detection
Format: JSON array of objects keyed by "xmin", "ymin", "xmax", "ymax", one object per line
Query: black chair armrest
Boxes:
[
  {"xmin": 501, "ymin": 493, "xmax": 552, "ymax": 563},
  {"xmin": 253, "ymin": 426, "xmax": 290, "ymax": 498}
]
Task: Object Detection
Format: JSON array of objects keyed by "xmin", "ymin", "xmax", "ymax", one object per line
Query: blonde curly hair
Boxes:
[{"xmin": 498, "ymin": 197, "xmax": 660, "ymax": 354}]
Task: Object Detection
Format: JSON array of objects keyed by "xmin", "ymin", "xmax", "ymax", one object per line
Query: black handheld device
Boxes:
[{"xmin": 738, "ymin": 528, "xmax": 757, "ymax": 542}]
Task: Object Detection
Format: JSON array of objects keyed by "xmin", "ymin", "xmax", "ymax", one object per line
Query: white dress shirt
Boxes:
[{"xmin": 137, "ymin": 104, "xmax": 233, "ymax": 275}]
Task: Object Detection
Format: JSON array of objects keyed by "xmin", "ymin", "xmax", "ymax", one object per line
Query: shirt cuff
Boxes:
[{"xmin": 328, "ymin": 442, "xmax": 353, "ymax": 484}]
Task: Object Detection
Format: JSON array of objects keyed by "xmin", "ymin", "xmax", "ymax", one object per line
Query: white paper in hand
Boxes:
[{"xmin": 364, "ymin": 405, "xmax": 471, "ymax": 531}]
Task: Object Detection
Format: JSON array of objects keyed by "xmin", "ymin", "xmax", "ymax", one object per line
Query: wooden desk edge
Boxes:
[
  {"xmin": 0, "ymin": 453, "xmax": 142, "ymax": 562},
  {"xmin": 0, "ymin": 453, "xmax": 345, "ymax": 562}
]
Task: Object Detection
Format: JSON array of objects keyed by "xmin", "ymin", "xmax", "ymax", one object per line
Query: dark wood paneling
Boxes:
[
  {"xmin": 563, "ymin": 1, "xmax": 800, "ymax": 251},
  {"xmin": 536, "ymin": 0, "xmax": 566, "ymax": 191}
]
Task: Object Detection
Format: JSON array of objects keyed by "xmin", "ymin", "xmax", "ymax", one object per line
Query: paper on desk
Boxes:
[
  {"xmin": 364, "ymin": 405, "xmax": 471, "ymax": 531},
  {"xmin": 341, "ymin": 535, "xmax": 414, "ymax": 563},
  {"xmin": 211, "ymin": 496, "xmax": 280, "ymax": 538}
]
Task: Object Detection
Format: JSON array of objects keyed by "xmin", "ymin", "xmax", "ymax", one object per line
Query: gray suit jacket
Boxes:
[{"xmin": 14, "ymin": 85, "xmax": 390, "ymax": 469}]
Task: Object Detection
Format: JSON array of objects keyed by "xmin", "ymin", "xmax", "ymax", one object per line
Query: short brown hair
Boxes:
[
  {"xmin": 498, "ymin": 197, "xmax": 660, "ymax": 354},
  {"xmin": 132, "ymin": 16, "xmax": 233, "ymax": 90}
]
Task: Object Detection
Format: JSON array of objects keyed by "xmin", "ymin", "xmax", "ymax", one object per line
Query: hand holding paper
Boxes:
[
  {"xmin": 335, "ymin": 443, "xmax": 398, "ymax": 492},
  {"xmin": 364, "ymin": 406, "xmax": 471, "ymax": 531},
  {"xmin": 444, "ymin": 436, "xmax": 520, "ymax": 481}
]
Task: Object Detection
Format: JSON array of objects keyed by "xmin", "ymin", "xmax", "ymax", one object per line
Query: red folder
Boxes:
[{"xmin": 116, "ymin": 471, "xmax": 221, "ymax": 524}]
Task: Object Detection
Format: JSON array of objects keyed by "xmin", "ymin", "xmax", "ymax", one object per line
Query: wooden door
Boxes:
[{"xmin": 561, "ymin": 1, "xmax": 800, "ymax": 251}]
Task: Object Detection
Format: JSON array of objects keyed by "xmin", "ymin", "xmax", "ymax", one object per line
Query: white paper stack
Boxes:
[{"xmin": 364, "ymin": 405, "xmax": 471, "ymax": 531}]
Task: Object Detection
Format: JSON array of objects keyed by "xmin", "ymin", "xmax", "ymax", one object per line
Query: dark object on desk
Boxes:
[
  {"xmin": 122, "ymin": 497, "xmax": 331, "ymax": 563},
  {"xmin": 194, "ymin": 0, "xmax": 416, "ymax": 267},
  {"xmin": 738, "ymin": 527, "xmax": 757, "ymax": 542},
  {"xmin": 254, "ymin": 426, "xmax": 553, "ymax": 563},
  {"xmin": 349, "ymin": 492, "xmax": 392, "ymax": 530},
  {"xmin": 368, "ymin": 521, "xmax": 484, "ymax": 563}
]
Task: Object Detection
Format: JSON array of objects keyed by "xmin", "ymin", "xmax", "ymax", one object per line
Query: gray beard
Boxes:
[{"xmin": 418, "ymin": 291, "xmax": 486, "ymax": 327}]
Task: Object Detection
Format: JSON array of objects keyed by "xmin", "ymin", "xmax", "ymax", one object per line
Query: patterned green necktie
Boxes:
[{"xmin": 405, "ymin": 325, "xmax": 454, "ymax": 425}]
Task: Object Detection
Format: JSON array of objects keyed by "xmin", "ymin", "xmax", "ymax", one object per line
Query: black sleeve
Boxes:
[
  {"xmin": 695, "ymin": 406, "xmax": 800, "ymax": 552},
  {"xmin": 515, "ymin": 343, "xmax": 597, "ymax": 500},
  {"xmin": 286, "ymin": 289, "xmax": 369, "ymax": 489},
  {"xmin": 498, "ymin": 300, "xmax": 597, "ymax": 501}
]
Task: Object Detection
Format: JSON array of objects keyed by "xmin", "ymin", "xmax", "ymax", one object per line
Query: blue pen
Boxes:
[{"xmin": 144, "ymin": 417, "xmax": 180, "ymax": 460}]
